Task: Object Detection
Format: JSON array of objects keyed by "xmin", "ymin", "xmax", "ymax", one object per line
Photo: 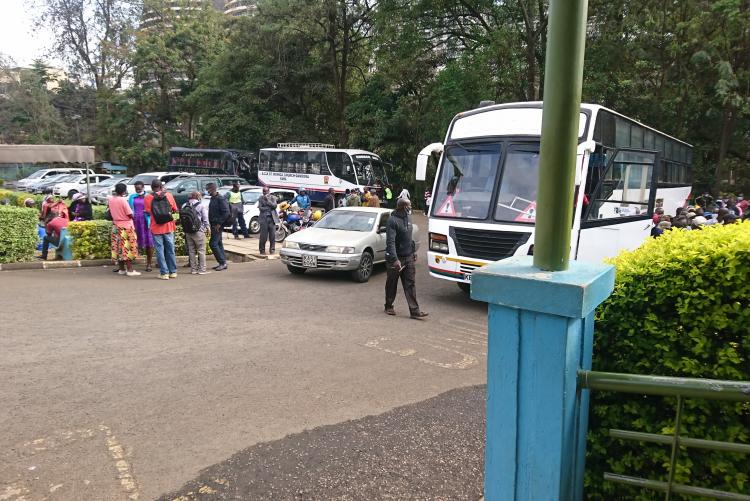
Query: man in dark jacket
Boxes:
[
  {"xmin": 207, "ymin": 182, "xmax": 230, "ymax": 271},
  {"xmin": 258, "ymin": 186, "xmax": 278, "ymax": 255},
  {"xmin": 323, "ymin": 187, "xmax": 336, "ymax": 213},
  {"xmin": 384, "ymin": 198, "xmax": 428, "ymax": 319}
]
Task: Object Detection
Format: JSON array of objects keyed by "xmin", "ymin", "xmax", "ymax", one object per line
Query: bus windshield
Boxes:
[
  {"xmin": 433, "ymin": 143, "xmax": 501, "ymax": 220},
  {"xmin": 353, "ymin": 155, "xmax": 387, "ymax": 186},
  {"xmin": 493, "ymin": 148, "xmax": 539, "ymax": 223}
]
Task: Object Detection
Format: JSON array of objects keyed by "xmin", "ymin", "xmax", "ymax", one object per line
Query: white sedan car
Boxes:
[
  {"xmin": 280, "ymin": 207, "xmax": 419, "ymax": 282},
  {"xmin": 201, "ymin": 187, "xmax": 296, "ymax": 233},
  {"xmin": 53, "ymin": 174, "xmax": 113, "ymax": 198}
]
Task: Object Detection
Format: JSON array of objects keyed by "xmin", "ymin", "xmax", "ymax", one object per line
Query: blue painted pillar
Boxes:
[{"xmin": 472, "ymin": 256, "xmax": 614, "ymax": 500}]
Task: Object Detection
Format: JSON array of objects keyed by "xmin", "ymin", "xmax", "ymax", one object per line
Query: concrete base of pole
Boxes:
[{"xmin": 471, "ymin": 256, "xmax": 614, "ymax": 500}]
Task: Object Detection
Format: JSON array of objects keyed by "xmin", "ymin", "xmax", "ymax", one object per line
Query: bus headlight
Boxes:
[{"xmin": 429, "ymin": 233, "xmax": 449, "ymax": 253}]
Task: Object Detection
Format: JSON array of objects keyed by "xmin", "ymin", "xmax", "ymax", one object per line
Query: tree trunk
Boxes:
[{"xmin": 714, "ymin": 104, "xmax": 736, "ymax": 186}]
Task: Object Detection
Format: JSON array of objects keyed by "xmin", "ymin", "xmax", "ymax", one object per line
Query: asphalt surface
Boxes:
[{"xmin": 0, "ymin": 214, "xmax": 489, "ymax": 500}]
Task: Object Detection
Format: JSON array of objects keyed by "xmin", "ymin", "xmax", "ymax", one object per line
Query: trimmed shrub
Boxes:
[
  {"xmin": 92, "ymin": 205, "xmax": 108, "ymax": 220},
  {"xmin": 586, "ymin": 223, "xmax": 750, "ymax": 499},
  {"xmin": 0, "ymin": 206, "xmax": 38, "ymax": 263},
  {"xmin": 67, "ymin": 220, "xmax": 113, "ymax": 260}
]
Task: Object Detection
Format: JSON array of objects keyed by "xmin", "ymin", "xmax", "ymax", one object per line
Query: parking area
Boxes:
[{"xmin": 0, "ymin": 217, "xmax": 488, "ymax": 500}]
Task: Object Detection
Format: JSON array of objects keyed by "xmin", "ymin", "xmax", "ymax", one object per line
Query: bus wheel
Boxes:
[
  {"xmin": 249, "ymin": 217, "xmax": 260, "ymax": 234},
  {"xmin": 457, "ymin": 282, "xmax": 471, "ymax": 294}
]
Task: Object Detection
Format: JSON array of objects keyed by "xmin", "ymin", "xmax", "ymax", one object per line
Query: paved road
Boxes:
[{"xmin": 0, "ymin": 215, "xmax": 488, "ymax": 500}]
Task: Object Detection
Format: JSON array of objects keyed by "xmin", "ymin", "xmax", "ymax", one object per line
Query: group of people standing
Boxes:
[
  {"xmin": 650, "ymin": 197, "xmax": 748, "ymax": 237},
  {"xmin": 107, "ymin": 181, "xmax": 282, "ymax": 278}
]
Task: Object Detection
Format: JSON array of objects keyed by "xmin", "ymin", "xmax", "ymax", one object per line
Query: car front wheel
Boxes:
[
  {"xmin": 249, "ymin": 217, "xmax": 260, "ymax": 234},
  {"xmin": 351, "ymin": 251, "xmax": 374, "ymax": 283}
]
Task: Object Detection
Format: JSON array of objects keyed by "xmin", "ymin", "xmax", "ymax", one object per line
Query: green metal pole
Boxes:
[{"xmin": 533, "ymin": 0, "xmax": 589, "ymax": 271}]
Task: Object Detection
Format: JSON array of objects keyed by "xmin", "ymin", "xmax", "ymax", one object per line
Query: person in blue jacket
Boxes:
[{"xmin": 293, "ymin": 187, "xmax": 312, "ymax": 217}]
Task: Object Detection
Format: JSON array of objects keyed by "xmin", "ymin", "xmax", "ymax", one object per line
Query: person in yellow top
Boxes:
[{"xmin": 227, "ymin": 182, "xmax": 249, "ymax": 239}]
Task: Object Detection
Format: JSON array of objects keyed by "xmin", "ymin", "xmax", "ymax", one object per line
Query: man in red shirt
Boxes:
[
  {"xmin": 40, "ymin": 211, "xmax": 69, "ymax": 260},
  {"xmin": 144, "ymin": 179, "xmax": 179, "ymax": 279}
]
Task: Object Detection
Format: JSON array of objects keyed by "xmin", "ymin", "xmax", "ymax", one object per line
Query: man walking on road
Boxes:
[
  {"xmin": 384, "ymin": 198, "xmax": 428, "ymax": 319},
  {"xmin": 145, "ymin": 179, "xmax": 179, "ymax": 280},
  {"xmin": 207, "ymin": 182, "xmax": 230, "ymax": 271},
  {"xmin": 258, "ymin": 186, "xmax": 278, "ymax": 255},
  {"xmin": 180, "ymin": 191, "xmax": 210, "ymax": 275}
]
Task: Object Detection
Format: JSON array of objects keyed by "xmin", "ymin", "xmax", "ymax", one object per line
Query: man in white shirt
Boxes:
[{"xmin": 398, "ymin": 187, "xmax": 410, "ymax": 201}]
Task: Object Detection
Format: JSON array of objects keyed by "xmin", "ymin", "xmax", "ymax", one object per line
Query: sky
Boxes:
[{"xmin": 0, "ymin": 0, "xmax": 61, "ymax": 67}]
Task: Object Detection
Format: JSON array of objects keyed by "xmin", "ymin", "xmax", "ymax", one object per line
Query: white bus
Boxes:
[
  {"xmin": 416, "ymin": 102, "xmax": 693, "ymax": 291},
  {"xmin": 258, "ymin": 143, "xmax": 389, "ymax": 203}
]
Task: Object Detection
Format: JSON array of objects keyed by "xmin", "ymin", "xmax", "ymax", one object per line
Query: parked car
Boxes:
[
  {"xmin": 165, "ymin": 175, "xmax": 248, "ymax": 207},
  {"xmin": 26, "ymin": 173, "xmax": 73, "ymax": 194},
  {"xmin": 53, "ymin": 174, "xmax": 114, "ymax": 198},
  {"xmin": 16, "ymin": 167, "xmax": 94, "ymax": 191},
  {"xmin": 126, "ymin": 172, "xmax": 191, "ymax": 194},
  {"xmin": 86, "ymin": 176, "xmax": 129, "ymax": 204},
  {"xmin": 280, "ymin": 207, "xmax": 419, "ymax": 282},
  {"xmin": 200, "ymin": 186, "xmax": 296, "ymax": 233},
  {"xmin": 34, "ymin": 173, "xmax": 89, "ymax": 194}
]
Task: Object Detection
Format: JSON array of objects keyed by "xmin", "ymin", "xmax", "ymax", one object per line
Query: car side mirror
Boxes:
[{"xmin": 378, "ymin": 226, "xmax": 386, "ymax": 234}]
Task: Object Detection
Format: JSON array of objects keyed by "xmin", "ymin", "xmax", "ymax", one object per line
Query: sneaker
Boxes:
[
  {"xmin": 384, "ymin": 307, "xmax": 396, "ymax": 316},
  {"xmin": 168, "ymin": 272, "xmax": 177, "ymax": 278},
  {"xmin": 215, "ymin": 264, "xmax": 228, "ymax": 271},
  {"xmin": 410, "ymin": 311, "xmax": 429, "ymax": 320},
  {"xmin": 198, "ymin": 270, "xmax": 211, "ymax": 275},
  {"xmin": 158, "ymin": 274, "xmax": 169, "ymax": 280},
  {"xmin": 234, "ymin": 235, "xmax": 240, "ymax": 240},
  {"xmin": 126, "ymin": 271, "xmax": 141, "ymax": 277},
  {"xmin": 112, "ymin": 267, "xmax": 121, "ymax": 273},
  {"xmin": 118, "ymin": 270, "xmax": 127, "ymax": 275},
  {"xmin": 191, "ymin": 270, "xmax": 198, "ymax": 275}
]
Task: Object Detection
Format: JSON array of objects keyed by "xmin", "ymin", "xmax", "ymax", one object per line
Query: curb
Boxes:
[{"xmin": 0, "ymin": 256, "xmax": 190, "ymax": 272}]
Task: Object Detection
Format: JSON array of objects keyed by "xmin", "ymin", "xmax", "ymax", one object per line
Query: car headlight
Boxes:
[
  {"xmin": 283, "ymin": 241, "xmax": 299, "ymax": 249},
  {"xmin": 325, "ymin": 246, "xmax": 355, "ymax": 254}
]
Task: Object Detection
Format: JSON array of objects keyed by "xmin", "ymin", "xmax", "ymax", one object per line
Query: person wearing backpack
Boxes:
[
  {"xmin": 144, "ymin": 179, "xmax": 179, "ymax": 280},
  {"xmin": 180, "ymin": 191, "xmax": 210, "ymax": 275}
]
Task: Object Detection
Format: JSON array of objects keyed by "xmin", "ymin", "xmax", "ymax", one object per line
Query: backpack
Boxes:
[
  {"xmin": 179, "ymin": 203, "xmax": 202, "ymax": 234},
  {"xmin": 151, "ymin": 191, "xmax": 173, "ymax": 225}
]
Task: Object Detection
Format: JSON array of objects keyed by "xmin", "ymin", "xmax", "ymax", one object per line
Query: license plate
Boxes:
[
  {"xmin": 302, "ymin": 254, "xmax": 318, "ymax": 268},
  {"xmin": 464, "ymin": 273, "xmax": 472, "ymax": 282}
]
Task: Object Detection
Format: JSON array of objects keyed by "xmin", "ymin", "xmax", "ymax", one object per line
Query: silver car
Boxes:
[{"xmin": 280, "ymin": 207, "xmax": 419, "ymax": 283}]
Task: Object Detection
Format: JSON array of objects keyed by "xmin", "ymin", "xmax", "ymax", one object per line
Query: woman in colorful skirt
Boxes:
[
  {"xmin": 109, "ymin": 183, "xmax": 141, "ymax": 276},
  {"xmin": 128, "ymin": 180, "xmax": 155, "ymax": 272}
]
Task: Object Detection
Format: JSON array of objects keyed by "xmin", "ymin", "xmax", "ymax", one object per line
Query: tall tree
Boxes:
[{"xmin": 33, "ymin": 0, "xmax": 138, "ymax": 155}]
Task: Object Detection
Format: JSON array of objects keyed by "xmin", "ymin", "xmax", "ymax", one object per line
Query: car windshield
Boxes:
[
  {"xmin": 96, "ymin": 177, "xmax": 122, "ymax": 187},
  {"xmin": 38, "ymin": 174, "xmax": 66, "ymax": 183},
  {"xmin": 27, "ymin": 170, "xmax": 46, "ymax": 179},
  {"xmin": 54, "ymin": 174, "xmax": 79, "ymax": 183},
  {"xmin": 129, "ymin": 174, "xmax": 158, "ymax": 185},
  {"xmin": 242, "ymin": 191, "xmax": 262, "ymax": 204},
  {"xmin": 315, "ymin": 210, "xmax": 377, "ymax": 232},
  {"xmin": 164, "ymin": 178, "xmax": 184, "ymax": 189}
]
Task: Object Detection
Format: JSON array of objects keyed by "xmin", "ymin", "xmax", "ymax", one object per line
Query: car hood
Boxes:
[{"xmin": 287, "ymin": 227, "xmax": 371, "ymax": 247}]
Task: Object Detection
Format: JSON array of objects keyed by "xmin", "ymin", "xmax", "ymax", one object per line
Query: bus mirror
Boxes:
[
  {"xmin": 416, "ymin": 143, "xmax": 443, "ymax": 181},
  {"xmin": 580, "ymin": 140, "xmax": 596, "ymax": 154},
  {"xmin": 416, "ymin": 155, "xmax": 428, "ymax": 181}
]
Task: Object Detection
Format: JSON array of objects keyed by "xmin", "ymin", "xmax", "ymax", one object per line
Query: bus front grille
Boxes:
[{"xmin": 450, "ymin": 227, "xmax": 531, "ymax": 262}]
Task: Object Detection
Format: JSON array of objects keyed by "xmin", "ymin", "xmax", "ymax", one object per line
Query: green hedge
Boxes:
[
  {"xmin": 586, "ymin": 222, "xmax": 750, "ymax": 499},
  {"xmin": 0, "ymin": 189, "xmax": 45, "ymax": 208},
  {"xmin": 67, "ymin": 220, "xmax": 113, "ymax": 260},
  {"xmin": 67, "ymin": 219, "xmax": 206, "ymax": 260},
  {"xmin": 0, "ymin": 206, "xmax": 39, "ymax": 263}
]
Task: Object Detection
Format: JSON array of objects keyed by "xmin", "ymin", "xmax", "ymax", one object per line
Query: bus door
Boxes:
[{"xmin": 576, "ymin": 148, "xmax": 658, "ymax": 262}]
